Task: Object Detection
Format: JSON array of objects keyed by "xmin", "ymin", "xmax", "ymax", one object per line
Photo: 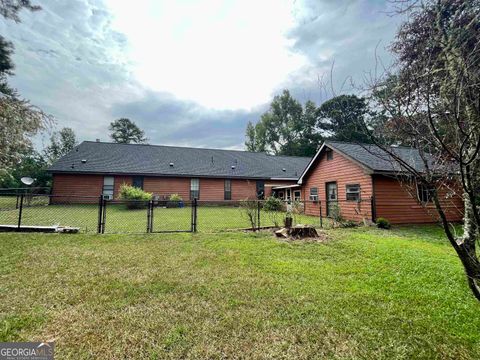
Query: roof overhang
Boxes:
[
  {"xmin": 272, "ymin": 184, "xmax": 301, "ymax": 190},
  {"xmin": 297, "ymin": 142, "xmax": 374, "ymax": 184}
]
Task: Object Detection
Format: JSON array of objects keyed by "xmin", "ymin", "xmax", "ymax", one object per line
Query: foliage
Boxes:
[
  {"xmin": 262, "ymin": 196, "xmax": 283, "ymax": 212},
  {"xmin": 262, "ymin": 196, "xmax": 284, "ymax": 227},
  {"xmin": 245, "ymin": 90, "xmax": 322, "ymax": 156},
  {"xmin": 316, "ymin": 94, "xmax": 371, "ymax": 143},
  {"xmin": 239, "ymin": 199, "xmax": 259, "ymax": 230},
  {"xmin": 109, "ymin": 118, "xmax": 147, "ymax": 144},
  {"xmin": 366, "ymin": 0, "xmax": 480, "ymax": 300},
  {"xmin": 0, "ymin": 0, "xmax": 49, "ymax": 178},
  {"xmin": 44, "ymin": 127, "xmax": 77, "ymax": 163},
  {"xmin": 118, "ymin": 184, "xmax": 152, "ymax": 209},
  {"xmin": 169, "ymin": 194, "xmax": 183, "ymax": 202},
  {"xmin": 328, "ymin": 203, "xmax": 344, "ymax": 225},
  {"xmin": 376, "ymin": 218, "xmax": 391, "ymax": 230},
  {"xmin": 0, "ymin": 149, "xmax": 50, "ymax": 189}
]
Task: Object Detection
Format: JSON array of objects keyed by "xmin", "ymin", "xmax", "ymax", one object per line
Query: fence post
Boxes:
[
  {"xmin": 257, "ymin": 200, "xmax": 261, "ymax": 231},
  {"xmin": 97, "ymin": 195, "xmax": 103, "ymax": 234},
  {"xmin": 17, "ymin": 193, "xmax": 24, "ymax": 230},
  {"xmin": 319, "ymin": 201, "xmax": 323, "ymax": 228},
  {"xmin": 192, "ymin": 198, "xmax": 198, "ymax": 232},
  {"xmin": 147, "ymin": 200, "xmax": 153, "ymax": 233}
]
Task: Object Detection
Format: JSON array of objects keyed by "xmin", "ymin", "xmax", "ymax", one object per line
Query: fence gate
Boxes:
[{"xmin": 148, "ymin": 200, "xmax": 195, "ymax": 233}]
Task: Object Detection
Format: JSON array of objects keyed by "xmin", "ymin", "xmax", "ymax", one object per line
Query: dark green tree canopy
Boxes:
[
  {"xmin": 44, "ymin": 127, "xmax": 77, "ymax": 163},
  {"xmin": 316, "ymin": 95, "xmax": 371, "ymax": 143},
  {"xmin": 109, "ymin": 118, "xmax": 148, "ymax": 144},
  {"xmin": 245, "ymin": 90, "xmax": 322, "ymax": 157}
]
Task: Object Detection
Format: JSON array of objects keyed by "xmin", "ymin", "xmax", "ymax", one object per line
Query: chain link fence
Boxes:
[{"xmin": 0, "ymin": 193, "xmax": 374, "ymax": 234}]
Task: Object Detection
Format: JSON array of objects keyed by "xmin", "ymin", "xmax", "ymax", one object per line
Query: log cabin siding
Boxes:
[
  {"xmin": 302, "ymin": 149, "xmax": 373, "ymax": 222},
  {"xmin": 373, "ymin": 175, "xmax": 463, "ymax": 224}
]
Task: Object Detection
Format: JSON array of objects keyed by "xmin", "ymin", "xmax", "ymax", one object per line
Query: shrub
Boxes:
[
  {"xmin": 263, "ymin": 196, "xmax": 284, "ymax": 212},
  {"xmin": 376, "ymin": 217, "xmax": 391, "ymax": 229},
  {"xmin": 118, "ymin": 184, "xmax": 152, "ymax": 209},
  {"xmin": 167, "ymin": 193, "xmax": 184, "ymax": 208},
  {"xmin": 239, "ymin": 199, "xmax": 259, "ymax": 230},
  {"xmin": 169, "ymin": 194, "xmax": 183, "ymax": 201}
]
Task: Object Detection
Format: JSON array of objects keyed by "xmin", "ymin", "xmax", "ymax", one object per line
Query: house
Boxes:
[
  {"xmin": 48, "ymin": 141, "xmax": 311, "ymax": 202},
  {"xmin": 290, "ymin": 141, "xmax": 464, "ymax": 224}
]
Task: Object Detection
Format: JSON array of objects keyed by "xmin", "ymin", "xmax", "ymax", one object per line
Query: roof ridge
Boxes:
[{"xmin": 81, "ymin": 141, "xmax": 311, "ymax": 159}]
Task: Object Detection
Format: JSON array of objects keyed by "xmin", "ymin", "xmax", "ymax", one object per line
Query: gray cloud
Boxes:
[{"xmin": 0, "ymin": 0, "xmax": 402, "ymax": 150}]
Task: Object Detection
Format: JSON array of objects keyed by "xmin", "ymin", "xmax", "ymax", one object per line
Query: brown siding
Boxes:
[
  {"xmin": 51, "ymin": 174, "xmax": 104, "ymax": 203},
  {"xmin": 143, "ymin": 177, "xmax": 190, "ymax": 200},
  {"xmin": 374, "ymin": 175, "xmax": 463, "ymax": 224},
  {"xmin": 231, "ymin": 179, "xmax": 257, "ymax": 200},
  {"xmin": 114, "ymin": 176, "xmax": 132, "ymax": 196},
  {"xmin": 302, "ymin": 150, "xmax": 373, "ymax": 222}
]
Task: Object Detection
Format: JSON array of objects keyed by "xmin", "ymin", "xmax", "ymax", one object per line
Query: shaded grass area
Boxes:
[
  {"xmin": 0, "ymin": 226, "xmax": 479, "ymax": 359},
  {"xmin": 0, "ymin": 204, "xmax": 323, "ymax": 233}
]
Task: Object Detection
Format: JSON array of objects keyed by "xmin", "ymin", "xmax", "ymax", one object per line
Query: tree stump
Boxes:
[{"xmin": 275, "ymin": 224, "xmax": 318, "ymax": 239}]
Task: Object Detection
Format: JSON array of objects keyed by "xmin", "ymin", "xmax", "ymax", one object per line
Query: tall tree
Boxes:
[
  {"xmin": 366, "ymin": 0, "xmax": 480, "ymax": 300},
  {"xmin": 44, "ymin": 127, "xmax": 77, "ymax": 163},
  {"xmin": 245, "ymin": 90, "xmax": 322, "ymax": 156},
  {"xmin": 0, "ymin": 1, "xmax": 49, "ymax": 181},
  {"xmin": 317, "ymin": 94, "xmax": 371, "ymax": 143},
  {"xmin": 109, "ymin": 118, "xmax": 147, "ymax": 144}
]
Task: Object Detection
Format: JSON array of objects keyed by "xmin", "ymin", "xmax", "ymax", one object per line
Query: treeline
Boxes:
[{"xmin": 245, "ymin": 90, "xmax": 379, "ymax": 157}]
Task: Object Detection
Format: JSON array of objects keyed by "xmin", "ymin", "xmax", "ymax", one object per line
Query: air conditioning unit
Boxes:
[{"xmin": 102, "ymin": 194, "xmax": 113, "ymax": 200}]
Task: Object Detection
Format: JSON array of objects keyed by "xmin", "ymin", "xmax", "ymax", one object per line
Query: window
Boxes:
[
  {"xmin": 417, "ymin": 183, "xmax": 435, "ymax": 203},
  {"xmin": 224, "ymin": 179, "xmax": 231, "ymax": 200},
  {"xmin": 132, "ymin": 176, "xmax": 144, "ymax": 189},
  {"xmin": 294, "ymin": 190, "xmax": 301, "ymax": 201},
  {"xmin": 326, "ymin": 149, "xmax": 333, "ymax": 160},
  {"xmin": 103, "ymin": 176, "xmax": 114, "ymax": 198},
  {"xmin": 309, "ymin": 187, "xmax": 318, "ymax": 201},
  {"xmin": 190, "ymin": 178, "xmax": 200, "ymax": 200},
  {"xmin": 346, "ymin": 184, "xmax": 360, "ymax": 201},
  {"xmin": 278, "ymin": 191, "xmax": 284, "ymax": 200}
]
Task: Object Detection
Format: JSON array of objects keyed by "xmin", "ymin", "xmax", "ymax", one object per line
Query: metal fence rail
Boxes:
[{"xmin": 0, "ymin": 193, "xmax": 374, "ymax": 234}]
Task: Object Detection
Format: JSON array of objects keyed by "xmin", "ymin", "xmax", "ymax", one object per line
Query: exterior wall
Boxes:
[
  {"xmin": 51, "ymin": 174, "xmax": 272, "ymax": 202},
  {"xmin": 302, "ymin": 150, "xmax": 373, "ymax": 222},
  {"xmin": 52, "ymin": 174, "xmax": 104, "ymax": 203},
  {"xmin": 373, "ymin": 175, "xmax": 464, "ymax": 224},
  {"xmin": 143, "ymin": 177, "xmax": 190, "ymax": 200}
]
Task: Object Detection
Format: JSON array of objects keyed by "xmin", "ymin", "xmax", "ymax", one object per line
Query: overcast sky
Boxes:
[{"xmin": 0, "ymin": 0, "xmax": 402, "ymax": 149}]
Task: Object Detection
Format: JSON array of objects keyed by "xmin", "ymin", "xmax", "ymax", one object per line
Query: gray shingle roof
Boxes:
[
  {"xmin": 48, "ymin": 141, "xmax": 311, "ymax": 180},
  {"xmin": 326, "ymin": 141, "xmax": 434, "ymax": 173}
]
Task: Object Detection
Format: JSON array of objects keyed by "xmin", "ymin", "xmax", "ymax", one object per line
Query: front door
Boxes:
[
  {"xmin": 256, "ymin": 180, "xmax": 265, "ymax": 199},
  {"xmin": 326, "ymin": 182, "xmax": 338, "ymax": 217}
]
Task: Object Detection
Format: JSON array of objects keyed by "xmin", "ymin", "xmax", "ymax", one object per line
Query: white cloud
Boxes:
[{"xmin": 104, "ymin": 0, "xmax": 306, "ymax": 109}]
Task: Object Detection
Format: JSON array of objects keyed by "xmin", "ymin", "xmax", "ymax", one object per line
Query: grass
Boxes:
[
  {"xmin": 0, "ymin": 203, "xmax": 323, "ymax": 233},
  {"xmin": 0, "ymin": 226, "xmax": 479, "ymax": 359}
]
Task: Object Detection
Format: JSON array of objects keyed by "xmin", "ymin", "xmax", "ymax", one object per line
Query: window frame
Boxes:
[
  {"xmin": 293, "ymin": 190, "xmax": 301, "ymax": 201},
  {"xmin": 417, "ymin": 182, "xmax": 435, "ymax": 204},
  {"xmin": 224, "ymin": 179, "xmax": 232, "ymax": 200},
  {"xmin": 345, "ymin": 184, "xmax": 361, "ymax": 201},
  {"xmin": 132, "ymin": 176, "xmax": 144, "ymax": 190},
  {"xmin": 103, "ymin": 176, "xmax": 114, "ymax": 197},
  {"xmin": 190, "ymin": 178, "xmax": 200, "ymax": 200},
  {"xmin": 309, "ymin": 187, "xmax": 318, "ymax": 201}
]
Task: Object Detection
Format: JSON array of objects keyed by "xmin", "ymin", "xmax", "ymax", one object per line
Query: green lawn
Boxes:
[
  {"xmin": 0, "ymin": 203, "xmax": 323, "ymax": 233},
  {"xmin": 0, "ymin": 226, "xmax": 478, "ymax": 359}
]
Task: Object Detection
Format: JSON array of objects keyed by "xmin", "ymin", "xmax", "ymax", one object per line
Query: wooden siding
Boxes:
[
  {"xmin": 143, "ymin": 177, "xmax": 190, "ymax": 200},
  {"xmin": 302, "ymin": 149, "xmax": 373, "ymax": 222},
  {"xmin": 374, "ymin": 175, "xmax": 463, "ymax": 224}
]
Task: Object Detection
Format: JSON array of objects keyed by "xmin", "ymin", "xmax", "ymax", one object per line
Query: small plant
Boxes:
[
  {"xmin": 376, "ymin": 217, "xmax": 391, "ymax": 229},
  {"xmin": 167, "ymin": 193, "xmax": 184, "ymax": 208},
  {"xmin": 118, "ymin": 184, "xmax": 152, "ymax": 209},
  {"xmin": 169, "ymin": 194, "xmax": 183, "ymax": 201},
  {"xmin": 239, "ymin": 199, "xmax": 259, "ymax": 230},
  {"xmin": 263, "ymin": 196, "xmax": 284, "ymax": 227},
  {"xmin": 340, "ymin": 220, "xmax": 358, "ymax": 228}
]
